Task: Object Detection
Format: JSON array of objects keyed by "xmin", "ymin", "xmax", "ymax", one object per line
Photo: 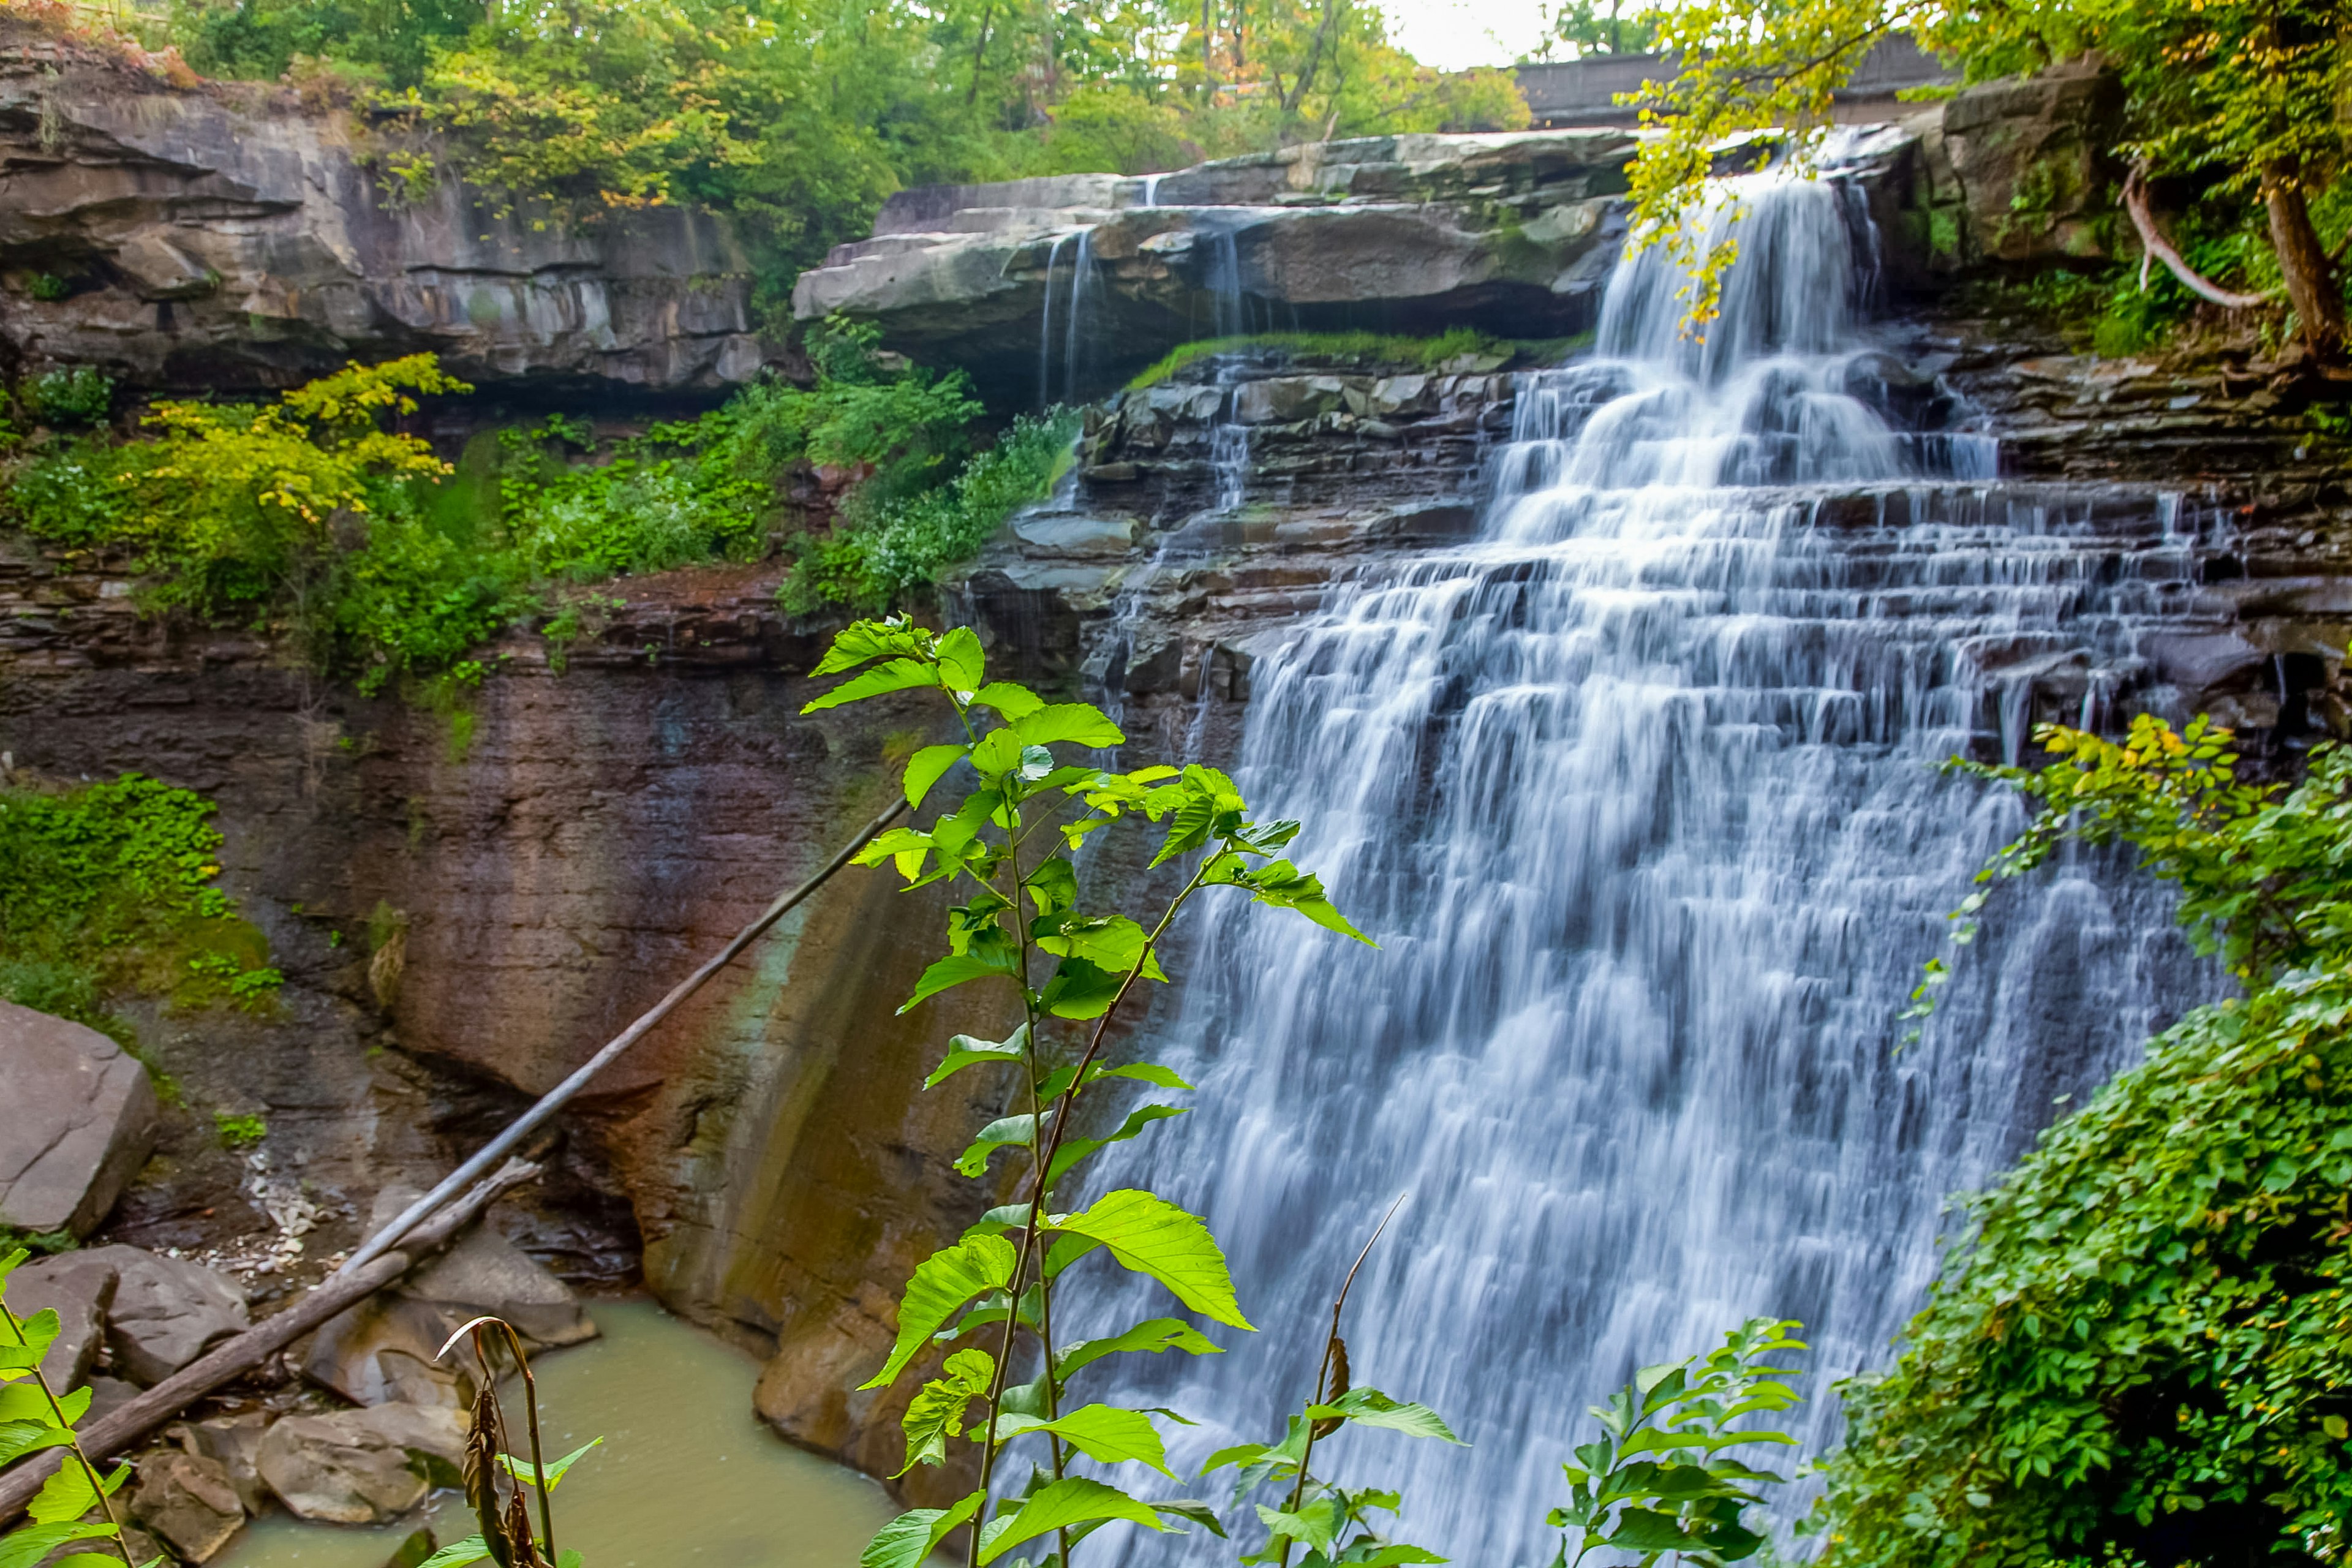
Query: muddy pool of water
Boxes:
[{"xmin": 214, "ymin": 1298, "xmax": 899, "ymax": 1568}]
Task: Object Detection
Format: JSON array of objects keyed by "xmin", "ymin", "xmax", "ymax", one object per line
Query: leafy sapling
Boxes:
[
  {"xmin": 0, "ymin": 1247, "xmax": 156, "ymax": 1568},
  {"xmin": 1541, "ymin": 1317, "xmax": 1805, "ymax": 1568},
  {"xmin": 418, "ymin": 1315, "xmax": 602, "ymax": 1568},
  {"xmin": 1201, "ymin": 1199, "xmax": 1462, "ymax": 1568},
  {"xmin": 807, "ymin": 616, "xmax": 1373, "ymax": 1568}
]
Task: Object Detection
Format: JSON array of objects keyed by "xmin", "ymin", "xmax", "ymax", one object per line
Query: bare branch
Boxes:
[{"xmin": 2124, "ymin": 168, "xmax": 2276, "ymax": 311}]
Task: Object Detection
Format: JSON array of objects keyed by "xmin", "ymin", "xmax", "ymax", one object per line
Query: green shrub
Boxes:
[
  {"xmin": 26, "ymin": 273, "xmax": 68, "ymax": 303},
  {"xmin": 779, "ymin": 408, "xmax": 1079, "ymax": 612},
  {"xmin": 212, "ymin": 1110, "xmax": 268, "ymax": 1149},
  {"xmin": 1125, "ymin": 328, "xmax": 1509, "ymax": 390},
  {"xmin": 22, "ymin": 368, "xmax": 115, "ymax": 427}
]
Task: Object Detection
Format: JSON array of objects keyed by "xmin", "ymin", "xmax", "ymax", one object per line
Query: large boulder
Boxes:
[
  {"xmin": 306, "ymin": 1189, "xmax": 593, "ymax": 1407},
  {"xmin": 257, "ymin": 1403, "xmax": 467, "ymax": 1525},
  {"xmin": 0, "ymin": 1001, "xmax": 158, "ymax": 1238},
  {"xmin": 4, "ymin": 1250, "xmax": 118, "ymax": 1390},
  {"xmin": 74, "ymin": 1246, "xmax": 249, "ymax": 1386},
  {"xmin": 169, "ymin": 1412, "xmax": 274, "ymax": 1514},
  {"xmin": 128, "ymin": 1449, "xmax": 246, "ymax": 1564}
]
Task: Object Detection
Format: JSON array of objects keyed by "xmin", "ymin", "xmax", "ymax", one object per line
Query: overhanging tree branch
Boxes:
[{"xmin": 2124, "ymin": 167, "xmax": 2277, "ymax": 310}]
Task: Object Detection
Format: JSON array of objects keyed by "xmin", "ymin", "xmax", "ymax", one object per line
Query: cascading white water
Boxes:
[{"xmin": 1068, "ymin": 168, "xmax": 2213, "ymax": 1562}]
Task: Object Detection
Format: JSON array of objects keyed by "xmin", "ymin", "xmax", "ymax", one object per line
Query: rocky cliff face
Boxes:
[
  {"xmin": 0, "ymin": 22, "xmax": 768, "ymax": 397},
  {"xmin": 791, "ymin": 67, "xmax": 2138, "ymax": 406}
]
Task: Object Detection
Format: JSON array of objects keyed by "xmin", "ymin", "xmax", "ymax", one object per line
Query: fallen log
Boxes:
[
  {"xmin": 0, "ymin": 1158, "xmax": 541, "ymax": 1522},
  {"xmin": 337, "ymin": 794, "xmax": 908, "ymax": 1277}
]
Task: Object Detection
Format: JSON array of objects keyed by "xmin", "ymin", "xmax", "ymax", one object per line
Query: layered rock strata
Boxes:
[{"xmin": 0, "ymin": 21, "xmax": 767, "ymax": 396}]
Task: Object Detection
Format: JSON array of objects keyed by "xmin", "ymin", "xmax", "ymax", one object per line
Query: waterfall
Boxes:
[
  {"xmin": 1039, "ymin": 232, "xmax": 1069, "ymax": 410},
  {"xmin": 1065, "ymin": 229, "xmax": 1095, "ymax": 407},
  {"xmin": 1069, "ymin": 169, "xmax": 2212, "ymax": 1562}
]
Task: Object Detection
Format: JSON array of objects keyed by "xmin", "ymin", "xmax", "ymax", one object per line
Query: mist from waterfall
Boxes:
[{"xmin": 1066, "ymin": 167, "xmax": 2212, "ymax": 1564}]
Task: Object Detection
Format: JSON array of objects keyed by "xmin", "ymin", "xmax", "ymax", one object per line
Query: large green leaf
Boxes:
[
  {"xmin": 0, "ymin": 1308, "xmax": 61, "ymax": 1376},
  {"xmin": 1605, "ymin": 1507, "xmax": 1704, "ymax": 1553},
  {"xmin": 988, "ymin": 1403, "xmax": 1177, "ymax": 1476},
  {"xmin": 0, "ymin": 1420, "xmax": 73, "ymax": 1468},
  {"xmin": 862, "ymin": 1493, "xmax": 985, "ymax": 1568},
  {"xmin": 1039, "ymin": 956, "xmax": 1126, "ymax": 1020},
  {"xmin": 1046, "ymin": 1191, "xmax": 1253, "ymax": 1329},
  {"xmin": 1057, "ymin": 1317, "xmax": 1223, "ymax": 1380},
  {"xmin": 955, "ymin": 1115, "xmax": 1039, "ymax": 1178},
  {"xmin": 1046, "ymin": 1106, "xmax": 1188, "ymax": 1189},
  {"xmin": 414, "ymin": 1537, "xmax": 492, "ymax": 1568},
  {"xmin": 1232, "ymin": 861, "xmax": 1374, "ymax": 945},
  {"xmin": 935, "ymin": 627, "xmax": 986, "ymax": 693},
  {"xmin": 0, "ymin": 1386, "xmax": 85, "ymax": 1423},
  {"xmin": 1012, "ymin": 704, "xmax": 1126, "ymax": 749},
  {"xmin": 971, "ymin": 682, "xmax": 1043, "ymax": 720},
  {"xmin": 1348, "ymin": 1545, "xmax": 1449, "ymax": 1566},
  {"xmin": 1257, "ymin": 1497, "xmax": 1341, "ymax": 1553},
  {"xmin": 1149, "ymin": 1499, "xmax": 1230, "ymax": 1539},
  {"xmin": 977, "ymin": 1477, "xmax": 1167, "ymax": 1565},
  {"xmin": 0, "ymin": 1248, "xmax": 24, "ymax": 1294},
  {"xmin": 0, "ymin": 1522, "xmax": 116, "ymax": 1568},
  {"xmin": 28, "ymin": 1459, "xmax": 127, "ymax": 1526},
  {"xmin": 811, "ymin": 618, "xmax": 936, "ymax": 677},
  {"xmin": 1303, "ymin": 1389, "xmax": 1464, "ymax": 1444},
  {"xmin": 898, "ymin": 946, "xmax": 1022, "ymax": 1015},
  {"xmin": 801, "ymin": 657, "xmax": 939, "ymax": 714},
  {"xmin": 861, "ymin": 1235, "xmax": 1019, "ymax": 1390},
  {"xmin": 1082, "ymin": 1061, "xmax": 1194, "ymax": 1091},
  {"xmin": 896, "ymin": 1349, "xmax": 994, "ymax": 1476},
  {"xmin": 903, "ymin": 744, "xmax": 970, "ymax": 810},
  {"xmin": 497, "ymin": 1437, "xmax": 603, "ymax": 1492},
  {"xmin": 925, "ymin": 1028, "xmax": 1029, "ymax": 1090}
]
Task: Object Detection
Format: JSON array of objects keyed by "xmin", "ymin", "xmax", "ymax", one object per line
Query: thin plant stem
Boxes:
[
  {"xmin": 1276, "ymin": 1196, "xmax": 1408, "ymax": 1567},
  {"xmin": 473, "ymin": 1318, "xmax": 556, "ymax": 1566},
  {"xmin": 1, "ymin": 1300, "xmax": 137, "ymax": 1568}
]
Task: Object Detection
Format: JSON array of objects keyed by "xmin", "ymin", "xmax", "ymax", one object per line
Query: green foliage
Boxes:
[
  {"xmin": 2, "ymin": 333, "xmax": 1040, "ymax": 693},
  {"xmin": 810, "ymin": 615, "xmax": 1425, "ymax": 1568},
  {"xmin": 211, "ymin": 1111, "xmax": 267, "ymax": 1150},
  {"xmin": 780, "ymin": 409, "xmax": 1077, "ymax": 613},
  {"xmin": 20, "ymin": 369, "xmax": 114, "ymax": 429},
  {"xmin": 169, "ymin": 0, "xmax": 481, "ymax": 88},
  {"xmin": 26, "ymin": 274, "xmax": 69, "ymax": 303},
  {"xmin": 0, "ymin": 1248, "xmax": 153, "ymax": 1568},
  {"xmin": 1542, "ymin": 1320, "xmax": 1804, "ymax": 1568},
  {"xmin": 1124, "ymin": 330, "xmax": 1509, "ymax": 390},
  {"xmin": 148, "ymin": 0, "xmax": 1527, "ymax": 314},
  {"xmin": 0, "ymin": 773, "xmax": 280, "ymax": 1038},
  {"xmin": 1531, "ymin": 0, "xmax": 1657, "ymax": 59},
  {"xmin": 1815, "ymin": 717, "xmax": 2352, "ymax": 1566}
]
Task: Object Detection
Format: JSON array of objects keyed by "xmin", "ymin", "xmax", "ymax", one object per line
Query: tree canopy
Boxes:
[
  {"xmin": 1623, "ymin": 0, "xmax": 2351, "ymax": 354},
  {"xmin": 159, "ymin": 0, "xmax": 1527, "ymax": 300}
]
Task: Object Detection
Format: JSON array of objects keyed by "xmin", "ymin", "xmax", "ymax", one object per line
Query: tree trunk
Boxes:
[{"xmin": 2267, "ymin": 165, "xmax": 2347, "ymax": 360}]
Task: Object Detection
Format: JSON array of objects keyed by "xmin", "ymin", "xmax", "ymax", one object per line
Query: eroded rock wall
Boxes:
[{"xmin": 0, "ymin": 22, "xmax": 769, "ymax": 396}]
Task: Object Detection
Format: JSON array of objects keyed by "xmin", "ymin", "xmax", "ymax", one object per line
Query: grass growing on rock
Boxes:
[
  {"xmin": 1125, "ymin": 328, "xmax": 1514, "ymax": 388},
  {"xmin": 0, "ymin": 773, "xmax": 282, "ymax": 1047}
]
